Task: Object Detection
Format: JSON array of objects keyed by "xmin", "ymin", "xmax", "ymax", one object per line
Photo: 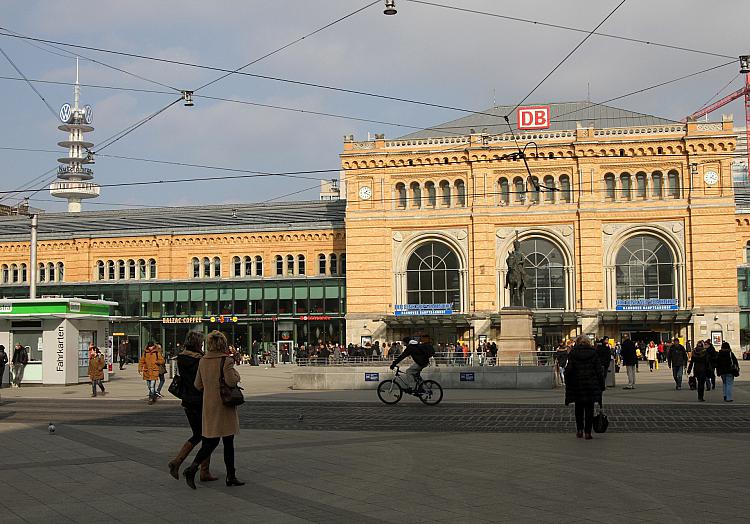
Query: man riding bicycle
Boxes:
[{"xmin": 390, "ymin": 335, "xmax": 435, "ymax": 393}]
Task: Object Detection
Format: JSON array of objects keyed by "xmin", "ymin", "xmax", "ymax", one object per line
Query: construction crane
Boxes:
[{"xmin": 684, "ymin": 56, "xmax": 750, "ymax": 178}]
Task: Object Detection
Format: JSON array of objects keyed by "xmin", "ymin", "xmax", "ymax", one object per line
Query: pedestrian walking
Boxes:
[
  {"xmin": 595, "ymin": 338, "xmax": 612, "ymax": 387},
  {"xmin": 0, "ymin": 345, "xmax": 7, "ymax": 388},
  {"xmin": 118, "ymin": 339, "xmax": 129, "ymax": 370},
  {"xmin": 667, "ymin": 337, "xmax": 688, "ymax": 390},
  {"xmin": 646, "ymin": 341, "xmax": 658, "ymax": 372},
  {"xmin": 564, "ymin": 336, "xmax": 605, "ymax": 440},
  {"xmin": 138, "ymin": 341, "xmax": 164, "ymax": 404},
  {"xmin": 687, "ymin": 341, "xmax": 710, "ymax": 401},
  {"xmin": 705, "ymin": 340, "xmax": 718, "ymax": 391},
  {"xmin": 11, "ymin": 342, "xmax": 28, "ymax": 388},
  {"xmin": 555, "ymin": 343, "xmax": 569, "ymax": 385},
  {"xmin": 620, "ymin": 335, "xmax": 638, "ymax": 389},
  {"xmin": 88, "ymin": 347, "xmax": 106, "ymax": 397},
  {"xmin": 183, "ymin": 331, "xmax": 244, "ymax": 489},
  {"xmin": 715, "ymin": 341, "xmax": 740, "ymax": 402},
  {"xmin": 168, "ymin": 331, "xmax": 217, "ymax": 482},
  {"xmin": 156, "ymin": 343, "xmax": 167, "ymax": 398}
]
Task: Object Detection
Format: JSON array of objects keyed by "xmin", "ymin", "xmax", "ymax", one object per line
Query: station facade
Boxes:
[{"xmin": 0, "ymin": 102, "xmax": 747, "ymax": 357}]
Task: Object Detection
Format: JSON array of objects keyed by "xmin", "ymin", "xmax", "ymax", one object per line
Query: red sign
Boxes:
[
  {"xmin": 300, "ymin": 315, "xmax": 331, "ymax": 321},
  {"xmin": 517, "ymin": 106, "xmax": 550, "ymax": 130}
]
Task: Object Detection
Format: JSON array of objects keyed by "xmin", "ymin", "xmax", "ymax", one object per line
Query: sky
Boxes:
[{"xmin": 0, "ymin": 0, "xmax": 747, "ymax": 212}]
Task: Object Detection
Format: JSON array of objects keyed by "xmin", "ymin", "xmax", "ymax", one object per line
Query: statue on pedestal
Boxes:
[{"xmin": 505, "ymin": 239, "xmax": 527, "ymax": 307}]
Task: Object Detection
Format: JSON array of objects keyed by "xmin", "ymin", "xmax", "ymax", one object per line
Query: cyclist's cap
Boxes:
[{"xmin": 408, "ymin": 340, "xmax": 419, "ymax": 345}]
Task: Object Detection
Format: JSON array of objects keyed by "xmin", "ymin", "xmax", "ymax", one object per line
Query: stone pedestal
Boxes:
[{"xmin": 497, "ymin": 307, "xmax": 535, "ymax": 359}]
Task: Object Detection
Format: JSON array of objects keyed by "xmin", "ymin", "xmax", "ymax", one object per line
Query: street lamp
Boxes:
[{"xmin": 384, "ymin": 1, "xmax": 397, "ymax": 15}]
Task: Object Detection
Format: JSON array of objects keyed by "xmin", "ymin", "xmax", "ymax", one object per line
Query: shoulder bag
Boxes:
[
  {"xmin": 220, "ymin": 356, "xmax": 245, "ymax": 406},
  {"xmin": 731, "ymin": 354, "xmax": 740, "ymax": 378},
  {"xmin": 168, "ymin": 373, "xmax": 183, "ymax": 399}
]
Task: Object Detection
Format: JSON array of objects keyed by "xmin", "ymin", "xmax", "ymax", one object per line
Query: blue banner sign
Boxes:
[
  {"xmin": 615, "ymin": 298, "xmax": 678, "ymax": 311},
  {"xmin": 394, "ymin": 303, "xmax": 453, "ymax": 316},
  {"xmin": 364, "ymin": 372, "xmax": 379, "ymax": 382},
  {"xmin": 460, "ymin": 372, "xmax": 475, "ymax": 382}
]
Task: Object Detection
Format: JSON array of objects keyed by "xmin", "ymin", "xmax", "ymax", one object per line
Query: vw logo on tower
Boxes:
[
  {"xmin": 83, "ymin": 105, "xmax": 93, "ymax": 124},
  {"xmin": 59, "ymin": 103, "xmax": 72, "ymax": 123}
]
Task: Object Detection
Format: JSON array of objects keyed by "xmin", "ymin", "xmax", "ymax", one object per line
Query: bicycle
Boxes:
[{"xmin": 377, "ymin": 366, "xmax": 443, "ymax": 405}]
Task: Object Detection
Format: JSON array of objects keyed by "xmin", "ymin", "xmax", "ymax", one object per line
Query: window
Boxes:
[
  {"xmin": 667, "ymin": 170, "xmax": 680, "ymax": 199},
  {"xmin": 341, "ymin": 254, "xmax": 346, "ymax": 274},
  {"xmin": 97, "ymin": 261, "xmax": 105, "ymax": 280},
  {"xmin": 499, "ymin": 178, "xmax": 510, "ymax": 205},
  {"xmin": 39, "ymin": 263, "xmax": 46, "ymax": 282},
  {"xmin": 21, "ymin": 263, "xmax": 27, "ymax": 283},
  {"xmin": 1, "ymin": 264, "xmax": 7, "ymax": 284},
  {"xmin": 425, "ymin": 181, "xmax": 436, "ymax": 207},
  {"xmin": 635, "ymin": 172, "xmax": 647, "ymax": 199},
  {"xmin": 244, "ymin": 256, "xmax": 253, "ymax": 277},
  {"xmin": 10, "ymin": 264, "xmax": 18, "ymax": 283},
  {"xmin": 543, "ymin": 176, "xmax": 555, "ymax": 203},
  {"xmin": 203, "ymin": 257, "xmax": 211, "ymax": 278},
  {"xmin": 514, "ymin": 177, "xmax": 525, "ymax": 203},
  {"xmin": 117, "ymin": 260, "xmax": 125, "ymax": 280},
  {"xmin": 396, "ymin": 183, "xmax": 407, "ymax": 208},
  {"xmin": 620, "ymin": 173, "xmax": 632, "ymax": 200},
  {"xmin": 318, "ymin": 254, "xmax": 326, "ymax": 275},
  {"xmin": 440, "ymin": 180, "xmax": 451, "ymax": 206},
  {"xmin": 48, "ymin": 262, "xmax": 55, "ymax": 282},
  {"xmin": 255, "ymin": 256, "xmax": 263, "ymax": 277},
  {"xmin": 559, "ymin": 175, "xmax": 571, "ymax": 203},
  {"xmin": 330, "ymin": 254, "xmax": 338, "ymax": 276},
  {"xmin": 128, "ymin": 259, "xmax": 136, "ymax": 279},
  {"xmin": 652, "ymin": 171, "xmax": 663, "ymax": 199},
  {"xmin": 298, "ymin": 255, "xmax": 306, "ymax": 275},
  {"xmin": 410, "ymin": 182, "xmax": 421, "ymax": 208},
  {"xmin": 455, "ymin": 180, "xmax": 466, "ymax": 207},
  {"xmin": 149, "ymin": 259, "xmax": 157, "ymax": 279},
  {"xmin": 286, "ymin": 255, "xmax": 295, "ymax": 275},
  {"xmin": 108, "ymin": 260, "xmax": 115, "ymax": 280},
  {"xmin": 604, "ymin": 173, "xmax": 616, "ymax": 201},
  {"xmin": 139, "ymin": 259, "xmax": 147, "ymax": 279},
  {"xmin": 56, "ymin": 262, "xmax": 64, "ymax": 282},
  {"xmin": 529, "ymin": 177, "xmax": 540, "ymax": 204},
  {"xmin": 192, "ymin": 258, "xmax": 200, "ymax": 278},
  {"xmin": 233, "ymin": 256, "xmax": 241, "ymax": 277},
  {"xmin": 406, "ymin": 241, "xmax": 461, "ymax": 309},
  {"xmin": 518, "ymin": 237, "xmax": 566, "ymax": 309},
  {"xmin": 275, "ymin": 255, "xmax": 283, "ymax": 276},
  {"xmin": 746, "ymin": 242, "xmax": 750, "ymax": 265},
  {"xmin": 615, "ymin": 235, "xmax": 675, "ymax": 302}
]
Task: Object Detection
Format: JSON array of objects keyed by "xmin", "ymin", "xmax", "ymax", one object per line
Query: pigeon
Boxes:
[{"xmin": 48, "ymin": 422, "xmax": 55, "ymax": 434}]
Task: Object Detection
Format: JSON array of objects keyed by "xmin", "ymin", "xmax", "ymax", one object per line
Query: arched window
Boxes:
[
  {"xmin": 202, "ymin": 257, "xmax": 211, "ymax": 278},
  {"xmin": 20, "ymin": 263, "xmax": 27, "ymax": 283},
  {"xmin": 1, "ymin": 264, "xmax": 8, "ymax": 284},
  {"xmin": 275, "ymin": 255, "xmax": 283, "ymax": 276},
  {"xmin": 149, "ymin": 259, "xmax": 157, "ymax": 279},
  {"xmin": 117, "ymin": 259, "xmax": 125, "ymax": 280},
  {"xmin": 244, "ymin": 256, "xmax": 253, "ymax": 277},
  {"xmin": 620, "ymin": 173, "xmax": 632, "ymax": 200},
  {"xmin": 39, "ymin": 263, "xmax": 46, "ymax": 282},
  {"xmin": 615, "ymin": 235, "xmax": 675, "ymax": 302},
  {"xmin": 233, "ymin": 256, "xmax": 241, "ymax": 277},
  {"xmin": 410, "ymin": 182, "xmax": 421, "ymax": 208},
  {"xmin": 128, "ymin": 259, "xmax": 136, "ymax": 279},
  {"xmin": 667, "ymin": 170, "xmax": 680, "ymax": 199},
  {"xmin": 138, "ymin": 259, "xmax": 147, "ymax": 279},
  {"xmin": 107, "ymin": 260, "xmax": 115, "ymax": 280},
  {"xmin": 543, "ymin": 176, "xmax": 556, "ymax": 203},
  {"xmin": 559, "ymin": 175, "xmax": 571, "ymax": 203},
  {"xmin": 48, "ymin": 262, "xmax": 55, "ymax": 282},
  {"xmin": 746, "ymin": 242, "xmax": 750, "ymax": 265},
  {"xmin": 425, "ymin": 181, "xmax": 436, "ymax": 207},
  {"xmin": 635, "ymin": 172, "xmax": 647, "ymax": 199},
  {"xmin": 652, "ymin": 171, "xmax": 663, "ymax": 199},
  {"xmin": 97, "ymin": 260, "xmax": 105, "ymax": 281},
  {"xmin": 10, "ymin": 264, "xmax": 18, "ymax": 283},
  {"xmin": 455, "ymin": 180, "xmax": 466, "ymax": 207},
  {"xmin": 330, "ymin": 254, "xmax": 338, "ymax": 276},
  {"xmin": 286, "ymin": 254, "xmax": 295, "ymax": 275},
  {"xmin": 529, "ymin": 176, "xmax": 540, "ymax": 204},
  {"xmin": 341, "ymin": 254, "xmax": 346, "ymax": 274},
  {"xmin": 513, "ymin": 177, "xmax": 525, "ymax": 203},
  {"xmin": 440, "ymin": 180, "xmax": 451, "ymax": 206},
  {"xmin": 604, "ymin": 173, "xmax": 616, "ymax": 201},
  {"xmin": 396, "ymin": 183, "xmax": 406, "ymax": 209},
  {"xmin": 499, "ymin": 178, "xmax": 510, "ymax": 205},
  {"xmin": 192, "ymin": 258, "xmax": 200, "ymax": 278},
  {"xmin": 255, "ymin": 256, "xmax": 263, "ymax": 277},
  {"xmin": 318, "ymin": 254, "xmax": 326, "ymax": 275},
  {"xmin": 298, "ymin": 254, "xmax": 306, "ymax": 275},
  {"xmin": 56, "ymin": 262, "xmax": 64, "ymax": 282},
  {"xmin": 406, "ymin": 241, "xmax": 461, "ymax": 309},
  {"xmin": 517, "ymin": 237, "xmax": 566, "ymax": 309}
]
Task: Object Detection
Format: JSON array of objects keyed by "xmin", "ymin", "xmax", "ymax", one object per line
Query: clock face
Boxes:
[
  {"xmin": 704, "ymin": 170, "xmax": 719, "ymax": 186},
  {"xmin": 358, "ymin": 186, "xmax": 372, "ymax": 200}
]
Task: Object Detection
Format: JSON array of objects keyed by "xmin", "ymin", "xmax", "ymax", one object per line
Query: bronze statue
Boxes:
[{"xmin": 505, "ymin": 239, "xmax": 526, "ymax": 307}]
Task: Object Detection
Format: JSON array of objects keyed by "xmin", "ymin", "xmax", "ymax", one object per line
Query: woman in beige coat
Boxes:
[{"xmin": 183, "ymin": 331, "xmax": 244, "ymax": 489}]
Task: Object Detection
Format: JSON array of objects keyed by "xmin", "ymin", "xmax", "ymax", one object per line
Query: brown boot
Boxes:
[
  {"xmin": 168, "ymin": 441, "xmax": 195, "ymax": 480},
  {"xmin": 200, "ymin": 457, "xmax": 218, "ymax": 482}
]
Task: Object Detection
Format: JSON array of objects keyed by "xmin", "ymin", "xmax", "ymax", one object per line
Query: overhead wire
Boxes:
[
  {"xmin": 0, "ymin": 46, "xmax": 58, "ymax": 118},
  {"xmin": 695, "ymin": 73, "xmax": 743, "ymax": 117}
]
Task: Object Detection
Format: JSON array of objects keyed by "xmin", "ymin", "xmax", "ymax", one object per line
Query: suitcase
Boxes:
[{"xmin": 688, "ymin": 375, "xmax": 697, "ymax": 390}]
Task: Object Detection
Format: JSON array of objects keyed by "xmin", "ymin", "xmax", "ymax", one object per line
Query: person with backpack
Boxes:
[
  {"xmin": 138, "ymin": 341, "xmax": 164, "ymax": 404},
  {"xmin": 88, "ymin": 347, "xmax": 106, "ymax": 397},
  {"xmin": 715, "ymin": 341, "xmax": 740, "ymax": 402},
  {"xmin": 389, "ymin": 335, "xmax": 435, "ymax": 393},
  {"xmin": 667, "ymin": 338, "xmax": 688, "ymax": 390}
]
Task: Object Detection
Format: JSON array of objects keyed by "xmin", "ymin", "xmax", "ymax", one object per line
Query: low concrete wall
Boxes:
[{"xmin": 292, "ymin": 366, "xmax": 556, "ymax": 390}]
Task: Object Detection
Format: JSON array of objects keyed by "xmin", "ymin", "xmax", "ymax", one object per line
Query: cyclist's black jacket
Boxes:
[{"xmin": 392, "ymin": 344, "xmax": 435, "ymax": 367}]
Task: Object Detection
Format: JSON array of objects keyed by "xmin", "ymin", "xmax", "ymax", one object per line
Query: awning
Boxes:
[
  {"xmin": 599, "ymin": 310, "xmax": 693, "ymax": 324},
  {"xmin": 489, "ymin": 312, "xmax": 580, "ymax": 326},
  {"xmin": 380, "ymin": 314, "xmax": 472, "ymax": 327}
]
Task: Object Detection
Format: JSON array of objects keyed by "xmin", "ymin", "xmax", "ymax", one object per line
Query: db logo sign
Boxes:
[{"xmin": 517, "ymin": 106, "xmax": 550, "ymax": 130}]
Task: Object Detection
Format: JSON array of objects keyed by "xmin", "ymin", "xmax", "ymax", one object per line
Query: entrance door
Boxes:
[{"xmin": 277, "ymin": 341, "xmax": 292, "ymax": 364}]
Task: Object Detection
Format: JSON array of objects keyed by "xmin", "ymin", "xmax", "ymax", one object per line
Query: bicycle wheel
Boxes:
[
  {"xmin": 377, "ymin": 379, "xmax": 403, "ymax": 404},
  {"xmin": 417, "ymin": 380, "xmax": 443, "ymax": 405}
]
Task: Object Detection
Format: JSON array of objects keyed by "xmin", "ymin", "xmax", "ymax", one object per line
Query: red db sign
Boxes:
[{"xmin": 517, "ymin": 106, "xmax": 550, "ymax": 130}]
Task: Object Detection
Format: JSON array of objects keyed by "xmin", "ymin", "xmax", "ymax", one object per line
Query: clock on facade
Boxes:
[
  {"xmin": 358, "ymin": 186, "xmax": 372, "ymax": 200},
  {"xmin": 703, "ymin": 170, "xmax": 719, "ymax": 186}
]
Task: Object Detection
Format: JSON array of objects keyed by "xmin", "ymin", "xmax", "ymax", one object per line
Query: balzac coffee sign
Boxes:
[{"xmin": 162, "ymin": 317, "xmax": 203, "ymax": 324}]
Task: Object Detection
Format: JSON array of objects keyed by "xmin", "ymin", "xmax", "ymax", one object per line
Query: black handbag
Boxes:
[
  {"xmin": 732, "ymin": 356, "xmax": 740, "ymax": 377},
  {"xmin": 592, "ymin": 408, "xmax": 609, "ymax": 433},
  {"xmin": 220, "ymin": 356, "xmax": 244, "ymax": 406},
  {"xmin": 168, "ymin": 373, "xmax": 183, "ymax": 399}
]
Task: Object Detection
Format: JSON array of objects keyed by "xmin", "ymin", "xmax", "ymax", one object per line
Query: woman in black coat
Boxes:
[
  {"xmin": 167, "ymin": 331, "xmax": 217, "ymax": 482},
  {"xmin": 565, "ymin": 336, "xmax": 605, "ymax": 439},
  {"xmin": 687, "ymin": 341, "xmax": 710, "ymax": 402}
]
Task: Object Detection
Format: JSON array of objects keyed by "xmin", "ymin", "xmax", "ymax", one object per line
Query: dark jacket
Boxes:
[
  {"xmin": 176, "ymin": 350, "xmax": 204, "ymax": 408},
  {"xmin": 687, "ymin": 348, "xmax": 710, "ymax": 376},
  {"xmin": 0, "ymin": 350, "xmax": 7, "ymax": 366},
  {"xmin": 12, "ymin": 346, "xmax": 28, "ymax": 365},
  {"xmin": 706, "ymin": 344, "xmax": 718, "ymax": 374},
  {"xmin": 392, "ymin": 343, "xmax": 434, "ymax": 368},
  {"xmin": 715, "ymin": 349, "xmax": 739, "ymax": 377},
  {"xmin": 564, "ymin": 345, "xmax": 604, "ymax": 405},
  {"xmin": 595, "ymin": 344, "xmax": 612, "ymax": 377},
  {"xmin": 555, "ymin": 349, "xmax": 568, "ymax": 368},
  {"xmin": 667, "ymin": 343, "xmax": 688, "ymax": 368},
  {"xmin": 620, "ymin": 339, "xmax": 638, "ymax": 366}
]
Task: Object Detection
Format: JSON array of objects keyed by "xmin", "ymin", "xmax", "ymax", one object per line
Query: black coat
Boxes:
[
  {"xmin": 564, "ymin": 345, "xmax": 604, "ymax": 405},
  {"xmin": 687, "ymin": 349, "xmax": 710, "ymax": 377},
  {"xmin": 595, "ymin": 345, "xmax": 612, "ymax": 377},
  {"xmin": 667, "ymin": 344, "xmax": 688, "ymax": 368},
  {"xmin": 715, "ymin": 349, "xmax": 738, "ymax": 376},
  {"xmin": 176, "ymin": 351, "xmax": 204, "ymax": 408},
  {"xmin": 620, "ymin": 339, "xmax": 638, "ymax": 366}
]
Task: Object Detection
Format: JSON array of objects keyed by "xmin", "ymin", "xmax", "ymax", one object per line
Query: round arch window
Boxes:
[
  {"xmin": 406, "ymin": 241, "xmax": 461, "ymax": 309},
  {"xmin": 615, "ymin": 235, "xmax": 674, "ymax": 301},
  {"xmin": 518, "ymin": 237, "xmax": 566, "ymax": 309}
]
